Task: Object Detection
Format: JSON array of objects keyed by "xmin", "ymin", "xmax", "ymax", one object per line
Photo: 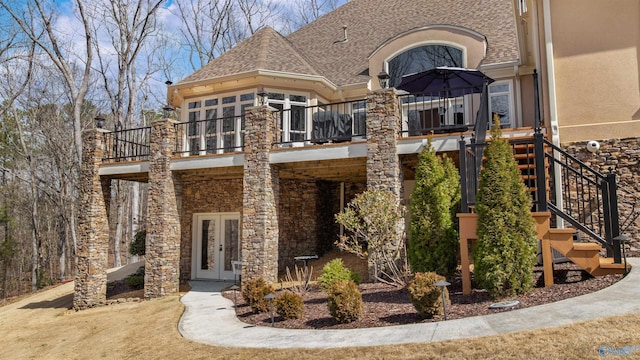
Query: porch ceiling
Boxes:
[
  {"xmin": 100, "ymin": 173, "xmax": 149, "ymax": 183},
  {"xmin": 276, "ymin": 158, "xmax": 367, "ymax": 183},
  {"xmin": 176, "ymin": 166, "xmax": 245, "ymax": 182}
]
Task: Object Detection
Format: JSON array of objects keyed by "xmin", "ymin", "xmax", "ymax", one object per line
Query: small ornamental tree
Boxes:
[
  {"xmin": 408, "ymin": 140, "xmax": 460, "ymax": 278},
  {"xmin": 335, "ymin": 189, "xmax": 409, "ymax": 286},
  {"xmin": 473, "ymin": 121, "xmax": 538, "ymax": 298}
]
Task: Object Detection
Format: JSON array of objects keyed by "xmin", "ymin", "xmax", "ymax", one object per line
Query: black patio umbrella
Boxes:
[
  {"xmin": 397, "ymin": 66, "xmax": 495, "ymax": 194},
  {"xmin": 396, "ymin": 66, "xmax": 494, "ymax": 97}
]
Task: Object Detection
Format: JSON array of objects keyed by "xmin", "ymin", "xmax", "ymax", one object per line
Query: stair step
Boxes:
[
  {"xmin": 591, "ymin": 257, "xmax": 631, "ymax": 276},
  {"xmin": 548, "ymin": 228, "xmax": 576, "ymax": 238},
  {"xmin": 599, "ymin": 261, "xmax": 626, "ymax": 270},
  {"xmin": 514, "ymin": 153, "xmax": 535, "ymax": 160},
  {"xmin": 572, "ymin": 242, "xmax": 602, "ymax": 251}
]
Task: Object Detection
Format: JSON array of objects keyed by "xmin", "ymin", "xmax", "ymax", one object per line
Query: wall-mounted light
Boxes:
[
  {"xmin": 94, "ymin": 115, "xmax": 106, "ymax": 129},
  {"xmin": 257, "ymin": 87, "xmax": 268, "ymax": 106},
  {"xmin": 377, "ymin": 70, "xmax": 390, "ymax": 89}
]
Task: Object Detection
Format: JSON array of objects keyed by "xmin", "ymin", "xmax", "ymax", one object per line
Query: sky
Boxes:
[{"xmin": 1, "ymin": 0, "xmax": 350, "ymax": 117}]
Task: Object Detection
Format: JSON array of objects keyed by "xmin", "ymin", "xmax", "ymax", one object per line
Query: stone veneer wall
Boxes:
[
  {"xmin": 563, "ymin": 138, "xmax": 640, "ymax": 246},
  {"xmin": 242, "ymin": 106, "xmax": 279, "ymax": 283},
  {"xmin": 277, "ymin": 179, "xmax": 319, "ymax": 272},
  {"xmin": 145, "ymin": 118, "xmax": 181, "ymax": 298},
  {"xmin": 74, "ymin": 129, "xmax": 110, "ymax": 310},
  {"xmin": 179, "ymin": 178, "xmax": 243, "ymax": 281},
  {"xmin": 364, "ymin": 89, "xmax": 405, "ymax": 279}
]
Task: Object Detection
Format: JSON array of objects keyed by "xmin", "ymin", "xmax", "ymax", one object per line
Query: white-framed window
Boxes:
[
  {"xmin": 388, "ymin": 44, "xmax": 463, "ymax": 88},
  {"xmin": 488, "ymin": 81, "xmax": 515, "ymax": 128},
  {"xmin": 184, "ymin": 91, "xmax": 255, "ymax": 154},
  {"xmin": 265, "ymin": 91, "xmax": 309, "ymax": 143}
]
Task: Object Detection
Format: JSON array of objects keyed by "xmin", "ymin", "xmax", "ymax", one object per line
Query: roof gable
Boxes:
[
  {"xmin": 177, "ymin": 0, "xmax": 519, "ymax": 88},
  {"xmin": 286, "ymin": 0, "xmax": 519, "ymax": 86},
  {"xmin": 178, "ymin": 26, "xmax": 320, "ymax": 85}
]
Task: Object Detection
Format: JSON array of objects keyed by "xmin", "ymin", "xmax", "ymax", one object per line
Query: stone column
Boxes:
[
  {"xmin": 145, "ymin": 118, "xmax": 181, "ymax": 298},
  {"xmin": 366, "ymin": 88, "xmax": 404, "ymax": 197},
  {"xmin": 365, "ymin": 88, "xmax": 405, "ymax": 279},
  {"xmin": 74, "ymin": 129, "xmax": 110, "ymax": 310},
  {"xmin": 242, "ymin": 106, "xmax": 279, "ymax": 284}
]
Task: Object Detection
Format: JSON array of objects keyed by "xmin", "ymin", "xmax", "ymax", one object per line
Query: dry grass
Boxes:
[{"xmin": 0, "ymin": 281, "xmax": 638, "ymax": 359}]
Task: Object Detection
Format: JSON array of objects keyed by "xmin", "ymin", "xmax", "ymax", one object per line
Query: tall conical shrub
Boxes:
[
  {"xmin": 408, "ymin": 140, "xmax": 460, "ymax": 278},
  {"xmin": 473, "ymin": 122, "xmax": 537, "ymax": 298}
]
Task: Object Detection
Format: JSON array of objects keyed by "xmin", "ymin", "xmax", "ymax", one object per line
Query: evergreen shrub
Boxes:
[
  {"xmin": 318, "ymin": 258, "xmax": 360, "ymax": 291},
  {"xmin": 408, "ymin": 140, "xmax": 460, "ymax": 277},
  {"xmin": 241, "ymin": 278, "xmax": 275, "ymax": 313},
  {"xmin": 125, "ymin": 274, "xmax": 144, "ymax": 289},
  {"xmin": 406, "ymin": 272, "xmax": 449, "ymax": 318},
  {"xmin": 327, "ymin": 280, "xmax": 362, "ymax": 323},
  {"xmin": 129, "ymin": 229, "xmax": 146, "ymax": 256},
  {"xmin": 274, "ymin": 291, "xmax": 304, "ymax": 320},
  {"xmin": 473, "ymin": 121, "xmax": 538, "ymax": 298}
]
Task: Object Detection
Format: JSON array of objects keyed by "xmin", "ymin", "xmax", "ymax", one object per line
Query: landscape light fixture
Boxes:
[
  {"xmin": 264, "ymin": 293, "xmax": 276, "ymax": 326},
  {"xmin": 257, "ymin": 87, "xmax": 268, "ymax": 106},
  {"xmin": 434, "ymin": 280, "xmax": 451, "ymax": 320},
  {"xmin": 229, "ymin": 285, "xmax": 240, "ymax": 307},
  {"xmin": 613, "ymin": 234, "xmax": 631, "ymax": 275},
  {"xmin": 94, "ymin": 115, "xmax": 106, "ymax": 129},
  {"xmin": 377, "ymin": 70, "xmax": 390, "ymax": 89},
  {"xmin": 162, "ymin": 104, "xmax": 175, "ymax": 119}
]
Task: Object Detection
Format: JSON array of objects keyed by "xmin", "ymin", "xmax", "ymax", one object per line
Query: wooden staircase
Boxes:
[
  {"xmin": 546, "ymin": 227, "xmax": 629, "ymax": 278},
  {"xmin": 512, "ymin": 138, "xmax": 627, "ymax": 280},
  {"xmin": 458, "ymin": 133, "xmax": 631, "ymax": 295}
]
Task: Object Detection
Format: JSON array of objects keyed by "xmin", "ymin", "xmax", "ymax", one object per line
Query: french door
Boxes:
[{"xmin": 193, "ymin": 213, "xmax": 240, "ymax": 280}]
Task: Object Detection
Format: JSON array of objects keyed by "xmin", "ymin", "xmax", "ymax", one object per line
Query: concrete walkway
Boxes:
[{"xmin": 178, "ymin": 258, "xmax": 640, "ymax": 349}]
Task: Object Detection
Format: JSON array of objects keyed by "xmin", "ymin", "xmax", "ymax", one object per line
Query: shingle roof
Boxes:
[
  {"xmin": 178, "ymin": 26, "xmax": 321, "ymax": 85},
  {"xmin": 178, "ymin": 0, "xmax": 519, "ymax": 87}
]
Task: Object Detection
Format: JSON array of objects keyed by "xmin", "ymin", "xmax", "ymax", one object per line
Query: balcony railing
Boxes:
[
  {"xmin": 273, "ymin": 99, "xmax": 367, "ymax": 147},
  {"xmin": 174, "ymin": 115, "xmax": 245, "ymax": 156},
  {"xmin": 398, "ymin": 87, "xmax": 486, "ymax": 137},
  {"xmin": 103, "ymin": 126, "xmax": 151, "ymax": 162},
  {"xmin": 102, "ymin": 92, "xmax": 488, "ymax": 162}
]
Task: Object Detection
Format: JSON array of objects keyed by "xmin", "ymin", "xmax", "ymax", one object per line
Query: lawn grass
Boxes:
[{"xmin": 0, "ymin": 281, "xmax": 637, "ymax": 360}]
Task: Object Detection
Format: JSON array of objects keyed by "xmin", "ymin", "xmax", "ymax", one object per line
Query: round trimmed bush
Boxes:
[
  {"xmin": 241, "ymin": 278, "xmax": 275, "ymax": 313},
  {"xmin": 274, "ymin": 291, "xmax": 304, "ymax": 320},
  {"xmin": 407, "ymin": 272, "xmax": 449, "ymax": 318},
  {"xmin": 327, "ymin": 280, "xmax": 362, "ymax": 324}
]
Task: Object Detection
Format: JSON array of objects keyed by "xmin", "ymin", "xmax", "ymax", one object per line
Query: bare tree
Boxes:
[
  {"xmin": 172, "ymin": 0, "xmax": 233, "ymax": 71},
  {"xmin": 283, "ymin": 0, "xmax": 343, "ymax": 32},
  {"xmin": 172, "ymin": 0, "xmax": 283, "ymax": 69},
  {"xmin": 0, "ymin": 0, "xmax": 93, "ymax": 167},
  {"xmin": 91, "ymin": 0, "xmax": 164, "ymax": 267}
]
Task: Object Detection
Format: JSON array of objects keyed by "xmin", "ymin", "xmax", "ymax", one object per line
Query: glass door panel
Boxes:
[{"xmin": 194, "ymin": 213, "xmax": 240, "ymax": 280}]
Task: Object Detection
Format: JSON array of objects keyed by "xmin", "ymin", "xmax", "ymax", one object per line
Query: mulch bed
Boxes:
[{"xmin": 223, "ymin": 262, "xmax": 624, "ymax": 330}]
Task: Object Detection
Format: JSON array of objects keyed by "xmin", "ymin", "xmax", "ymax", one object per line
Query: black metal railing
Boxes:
[
  {"xmin": 103, "ymin": 126, "xmax": 151, "ymax": 162},
  {"xmin": 398, "ymin": 86, "xmax": 484, "ymax": 137},
  {"xmin": 174, "ymin": 115, "xmax": 245, "ymax": 155},
  {"xmin": 541, "ymin": 137, "xmax": 639, "ymax": 261},
  {"xmin": 273, "ymin": 99, "xmax": 367, "ymax": 146}
]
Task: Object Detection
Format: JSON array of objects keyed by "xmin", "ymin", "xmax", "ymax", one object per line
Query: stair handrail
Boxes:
[
  {"xmin": 616, "ymin": 186, "xmax": 640, "ymax": 234},
  {"xmin": 542, "ymin": 137, "xmax": 622, "ymax": 259}
]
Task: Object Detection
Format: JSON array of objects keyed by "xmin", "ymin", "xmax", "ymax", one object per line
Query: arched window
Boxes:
[{"xmin": 388, "ymin": 45, "xmax": 463, "ymax": 88}]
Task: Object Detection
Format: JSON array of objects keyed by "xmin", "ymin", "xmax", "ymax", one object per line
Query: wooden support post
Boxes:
[
  {"xmin": 532, "ymin": 212, "xmax": 553, "ymax": 287},
  {"xmin": 457, "ymin": 213, "xmax": 477, "ymax": 295}
]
